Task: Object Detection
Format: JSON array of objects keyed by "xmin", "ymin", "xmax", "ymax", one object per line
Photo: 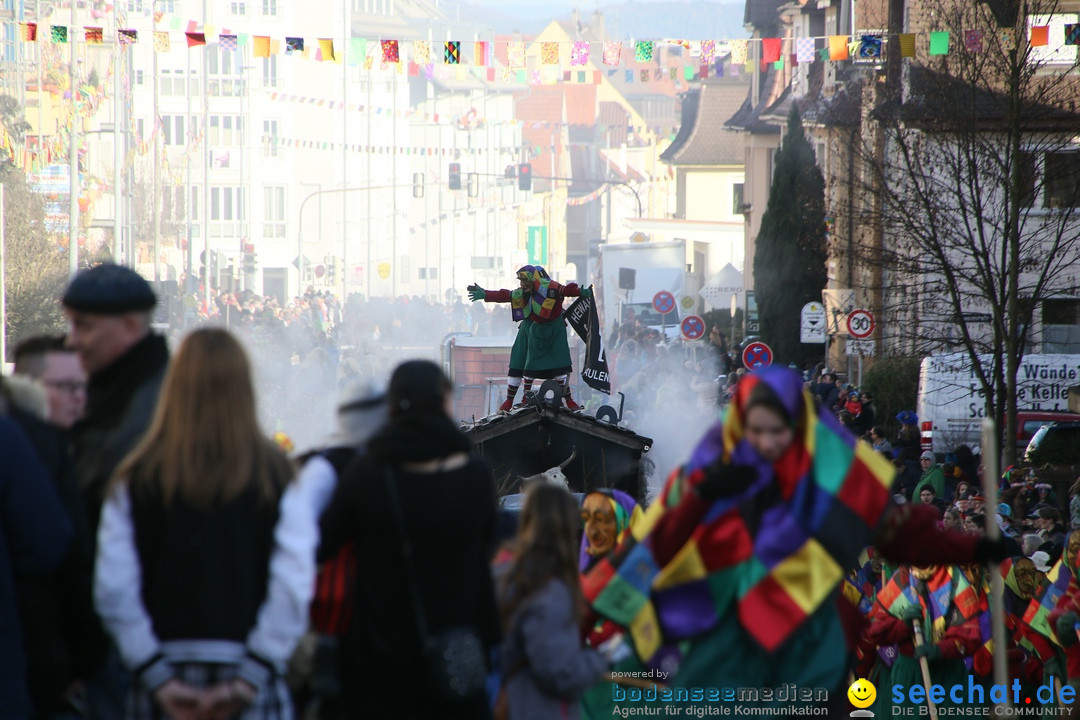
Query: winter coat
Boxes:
[{"xmin": 501, "ymin": 579, "xmax": 607, "ymax": 720}]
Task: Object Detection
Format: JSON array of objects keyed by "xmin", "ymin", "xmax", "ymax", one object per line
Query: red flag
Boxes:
[
  {"xmin": 185, "ymin": 31, "xmax": 206, "ymax": 47},
  {"xmin": 762, "ymin": 37, "xmax": 782, "ymax": 63}
]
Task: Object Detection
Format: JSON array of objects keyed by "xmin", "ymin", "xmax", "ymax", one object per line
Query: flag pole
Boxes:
[
  {"xmin": 910, "ymin": 621, "xmax": 939, "ymax": 720},
  {"xmin": 981, "ymin": 418, "xmax": 1009, "ymax": 707}
]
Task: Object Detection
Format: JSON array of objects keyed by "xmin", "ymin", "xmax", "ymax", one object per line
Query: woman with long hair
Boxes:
[
  {"xmin": 94, "ymin": 328, "xmax": 315, "ymax": 720},
  {"xmin": 499, "ymin": 482, "xmax": 608, "ymax": 720},
  {"xmin": 317, "ymin": 359, "xmax": 500, "ymax": 719}
]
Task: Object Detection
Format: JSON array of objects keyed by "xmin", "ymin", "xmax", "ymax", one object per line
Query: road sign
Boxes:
[
  {"xmin": 681, "ymin": 315, "xmax": 705, "ymax": 341},
  {"xmin": 846, "ymin": 309, "xmax": 875, "ymax": 339},
  {"xmin": 629, "ymin": 231, "xmax": 649, "ymax": 243},
  {"xmin": 800, "ymin": 301, "xmax": 827, "ymax": 344},
  {"xmin": 846, "ymin": 339, "xmax": 876, "ymax": 356},
  {"xmin": 681, "ymin": 295, "xmax": 695, "ymax": 310},
  {"xmin": 652, "ymin": 290, "xmax": 676, "ymax": 315},
  {"xmin": 742, "ymin": 341, "xmax": 773, "ymax": 370}
]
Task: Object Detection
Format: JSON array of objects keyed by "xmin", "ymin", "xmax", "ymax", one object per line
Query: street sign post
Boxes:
[
  {"xmin": 846, "ymin": 339, "xmax": 875, "ymax": 356},
  {"xmin": 681, "ymin": 315, "xmax": 705, "ymax": 341},
  {"xmin": 652, "ymin": 290, "xmax": 676, "ymax": 315},
  {"xmin": 742, "ymin": 341, "xmax": 773, "ymax": 370},
  {"xmin": 800, "ymin": 302, "xmax": 827, "ymax": 344},
  {"xmin": 846, "ymin": 309, "xmax": 875, "ymax": 339}
]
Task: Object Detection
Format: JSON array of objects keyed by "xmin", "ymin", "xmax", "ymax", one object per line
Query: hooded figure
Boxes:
[
  {"xmin": 578, "ymin": 489, "xmax": 642, "ymax": 573},
  {"xmin": 467, "ymin": 266, "xmax": 591, "ymax": 412},
  {"xmin": 914, "ymin": 451, "xmax": 945, "ymax": 500}
]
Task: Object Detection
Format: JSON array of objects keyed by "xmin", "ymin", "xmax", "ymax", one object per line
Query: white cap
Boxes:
[{"xmin": 1030, "ymin": 551, "xmax": 1052, "ymax": 573}]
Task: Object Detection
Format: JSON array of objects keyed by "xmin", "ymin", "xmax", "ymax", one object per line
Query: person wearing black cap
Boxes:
[{"xmin": 61, "ymin": 263, "xmax": 169, "ymax": 720}]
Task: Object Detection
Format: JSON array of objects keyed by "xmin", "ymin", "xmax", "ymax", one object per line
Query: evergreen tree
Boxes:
[{"xmin": 753, "ymin": 106, "xmax": 827, "ymax": 369}]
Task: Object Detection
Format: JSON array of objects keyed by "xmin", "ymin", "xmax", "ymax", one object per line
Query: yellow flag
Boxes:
[
  {"xmin": 898, "ymin": 33, "xmax": 916, "ymax": 57},
  {"xmin": 828, "ymin": 35, "xmax": 849, "ymax": 60},
  {"xmin": 318, "ymin": 38, "xmax": 335, "ymax": 61}
]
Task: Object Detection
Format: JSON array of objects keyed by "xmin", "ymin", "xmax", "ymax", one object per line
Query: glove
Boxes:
[
  {"xmin": 467, "ymin": 284, "xmax": 486, "ymax": 302},
  {"xmin": 900, "ymin": 605, "xmax": 924, "ymax": 623},
  {"xmin": 695, "ymin": 461, "xmax": 757, "ymax": 502},
  {"xmin": 914, "ymin": 644, "xmax": 943, "ymax": 663},
  {"xmin": 974, "ymin": 536, "xmax": 1011, "ymax": 565},
  {"xmin": 596, "ymin": 633, "xmax": 633, "ymax": 665},
  {"xmin": 580, "ymin": 285, "xmax": 594, "ymax": 299},
  {"xmin": 1055, "ymin": 612, "xmax": 1080, "ymax": 647}
]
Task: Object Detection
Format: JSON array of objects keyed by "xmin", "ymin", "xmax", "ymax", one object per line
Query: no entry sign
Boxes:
[{"xmin": 742, "ymin": 341, "xmax": 774, "ymax": 370}]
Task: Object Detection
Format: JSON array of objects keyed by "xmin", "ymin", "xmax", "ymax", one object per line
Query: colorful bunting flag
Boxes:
[
  {"xmin": 699, "ymin": 63, "xmax": 710, "ymax": 78},
  {"xmin": 1066, "ymin": 24, "xmax": 1080, "ymax": 45},
  {"xmin": 319, "ymin": 38, "xmax": 335, "ymax": 61},
  {"xmin": 571, "ymin": 41, "xmax": 589, "ymax": 66},
  {"xmin": 898, "ymin": 33, "xmax": 916, "ymax": 57},
  {"xmin": 412, "ymin": 40, "xmax": 430, "ymax": 64},
  {"xmin": 348, "ymin": 38, "xmax": 365, "ymax": 65},
  {"xmin": 474, "ymin": 41, "xmax": 487, "ymax": 66},
  {"xmin": 285, "ymin": 37, "xmax": 304, "ymax": 54},
  {"xmin": 542, "ymin": 41, "xmax": 559, "ymax": 64},
  {"xmin": 1030, "ymin": 26, "xmax": 1049, "ymax": 47},
  {"xmin": 859, "ymin": 35, "xmax": 882, "ymax": 58},
  {"xmin": 635, "ymin": 40, "xmax": 654, "ymax": 62},
  {"xmin": 507, "ymin": 41, "xmax": 525, "ymax": 67},
  {"xmin": 85, "ymin": 27, "xmax": 103, "ymax": 44},
  {"xmin": 625, "ymin": 69, "xmax": 633, "ymax": 83},
  {"xmin": 444, "ymin": 41, "xmax": 459, "ymax": 64},
  {"xmin": 153, "ymin": 30, "xmax": 170, "ymax": 52},
  {"xmin": 118, "ymin": 28, "xmax": 137, "ymax": 46},
  {"xmin": 219, "ymin": 34, "xmax": 238, "ymax": 52},
  {"xmin": 640, "ymin": 69, "xmax": 649, "ymax": 82},
  {"xmin": 381, "ymin": 40, "xmax": 399, "ymax": 63},
  {"xmin": 730, "ymin": 39, "xmax": 748, "ymax": 64},
  {"xmin": 603, "ymin": 41, "xmax": 621, "ymax": 66},
  {"xmin": 762, "ymin": 37, "xmax": 782, "ymax": 62},
  {"xmin": 964, "ymin": 29, "xmax": 983, "ymax": 52},
  {"xmin": 20, "ymin": 22, "xmax": 37, "ymax": 42},
  {"xmin": 253, "ymin": 35, "xmax": 270, "ymax": 58},
  {"xmin": 185, "ymin": 32, "xmax": 206, "ymax": 48},
  {"xmin": 796, "ymin": 37, "xmax": 815, "ymax": 63},
  {"xmin": 929, "ymin": 31, "xmax": 950, "ymax": 55},
  {"xmin": 828, "ymin": 35, "xmax": 849, "ymax": 60},
  {"xmin": 701, "ymin": 39, "xmax": 716, "ymax": 63}
]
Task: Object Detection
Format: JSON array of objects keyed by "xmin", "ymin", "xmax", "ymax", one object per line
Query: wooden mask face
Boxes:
[{"xmin": 581, "ymin": 492, "xmax": 618, "ymax": 557}]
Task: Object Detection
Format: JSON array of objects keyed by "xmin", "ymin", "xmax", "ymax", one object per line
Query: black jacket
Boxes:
[{"xmin": 70, "ymin": 333, "xmax": 169, "ymax": 542}]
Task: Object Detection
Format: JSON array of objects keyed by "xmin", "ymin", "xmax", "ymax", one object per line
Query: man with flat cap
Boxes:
[{"xmin": 62, "ymin": 263, "xmax": 169, "ymax": 720}]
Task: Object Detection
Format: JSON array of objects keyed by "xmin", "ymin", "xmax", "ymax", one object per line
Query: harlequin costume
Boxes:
[{"xmin": 467, "ymin": 265, "xmax": 590, "ymax": 412}]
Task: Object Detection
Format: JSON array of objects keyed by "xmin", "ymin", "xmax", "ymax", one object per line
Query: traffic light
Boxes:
[
  {"xmin": 326, "ymin": 256, "xmax": 336, "ymax": 285},
  {"xmin": 449, "ymin": 162, "xmax": 462, "ymax": 190},
  {"xmin": 242, "ymin": 243, "xmax": 256, "ymax": 274},
  {"xmin": 518, "ymin": 163, "xmax": 532, "ymax": 191},
  {"xmin": 412, "ymin": 172, "xmax": 425, "ymax": 198}
]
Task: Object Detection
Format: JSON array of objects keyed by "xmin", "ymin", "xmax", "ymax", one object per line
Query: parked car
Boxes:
[
  {"xmin": 1015, "ymin": 411, "xmax": 1079, "ymax": 453},
  {"xmin": 1025, "ymin": 421, "xmax": 1080, "ymax": 466}
]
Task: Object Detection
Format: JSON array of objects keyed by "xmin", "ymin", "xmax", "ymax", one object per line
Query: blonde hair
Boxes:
[{"xmin": 113, "ymin": 327, "xmax": 292, "ymax": 508}]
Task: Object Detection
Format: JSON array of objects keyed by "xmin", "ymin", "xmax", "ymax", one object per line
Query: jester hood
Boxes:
[{"xmin": 511, "ymin": 265, "xmax": 567, "ymax": 323}]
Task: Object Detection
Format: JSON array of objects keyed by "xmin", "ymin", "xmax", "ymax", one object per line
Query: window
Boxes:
[
  {"xmin": 162, "ymin": 115, "xmax": 186, "ymax": 146},
  {"xmin": 732, "ymin": 182, "xmax": 745, "ymax": 215},
  {"xmin": 175, "ymin": 187, "xmax": 185, "ymax": 222},
  {"xmin": 191, "ymin": 186, "xmax": 199, "ymax": 221},
  {"xmin": 136, "ymin": 119, "xmax": 144, "ymax": 139},
  {"xmin": 1045, "ymin": 152, "xmax": 1080, "ymax": 209},
  {"xmin": 163, "ymin": 186, "xmax": 185, "ymax": 223},
  {"xmin": 1018, "ymin": 152, "xmax": 1038, "ymax": 208},
  {"xmin": 262, "ymin": 0, "xmax": 277, "ymax": 15},
  {"xmin": 262, "ymin": 119, "xmax": 279, "ymax": 157},
  {"xmin": 263, "ymin": 186, "xmax": 286, "ymax": 238},
  {"xmin": 160, "ymin": 116, "xmax": 170, "ymax": 145},
  {"xmin": 158, "ymin": 0, "xmax": 175, "ymax": 11},
  {"xmin": 230, "ymin": 0, "xmax": 247, "ymax": 14},
  {"xmin": 126, "ymin": 0, "xmax": 143, "ymax": 11},
  {"xmin": 209, "ymin": 116, "xmax": 220, "ymax": 145},
  {"xmin": 136, "ymin": 70, "xmax": 144, "ymax": 85},
  {"xmin": 261, "ymin": 55, "xmax": 277, "ymax": 87}
]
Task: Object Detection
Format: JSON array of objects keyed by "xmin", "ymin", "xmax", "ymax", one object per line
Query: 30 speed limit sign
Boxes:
[{"xmin": 846, "ymin": 309, "xmax": 875, "ymax": 339}]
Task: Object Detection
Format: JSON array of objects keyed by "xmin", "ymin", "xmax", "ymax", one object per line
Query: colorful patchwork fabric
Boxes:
[
  {"xmin": 1022, "ymin": 557, "xmax": 1074, "ymax": 645},
  {"xmin": 876, "ymin": 565, "xmax": 982, "ymax": 643},
  {"xmin": 583, "ymin": 367, "xmax": 895, "ymax": 664},
  {"xmin": 510, "ymin": 265, "xmax": 563, "ymax": 322}
]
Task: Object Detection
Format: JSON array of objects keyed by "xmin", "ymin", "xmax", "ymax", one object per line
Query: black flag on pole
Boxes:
[{"xmin": 565, "ymin": 295, "xmax": 611, "ymax": 394}]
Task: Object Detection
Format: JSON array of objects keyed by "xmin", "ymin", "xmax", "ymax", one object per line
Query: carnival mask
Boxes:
[
  {"xmin": 1013, "ymin": 558, "xmax": 1038, "ymax": 600},
  {"xmin": 581, "ymin": 493, "xmax": 618, "ymax": 557}
]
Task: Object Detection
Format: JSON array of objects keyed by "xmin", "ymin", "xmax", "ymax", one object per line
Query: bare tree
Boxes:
[{"xmin": 833, "ymin": 0, "xmax": 1080, "ymax": 465}]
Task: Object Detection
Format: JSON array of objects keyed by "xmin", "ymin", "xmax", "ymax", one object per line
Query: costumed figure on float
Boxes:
[{"xmin": 467, "ymin": 265, "xmax": 591, "ymax": 412}]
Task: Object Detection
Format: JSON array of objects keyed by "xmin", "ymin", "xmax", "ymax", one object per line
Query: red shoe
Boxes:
[
  {"xmin": 499, "ymin": 399, "xmax": 514, "ymax": 413},
  {"xmin": 564, "ymin": 396, "xmax": 581, "ymax": 411}
]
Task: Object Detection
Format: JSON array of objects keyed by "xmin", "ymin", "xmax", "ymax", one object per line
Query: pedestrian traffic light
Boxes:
[
  {"xmin": 412, "ymin": 172, "xmax": 424, "ymax": 198},
  {"xmin": 449, "ymin": 162, "xmax": 462, "ymax": 190},
  {"xmin": 518, "ymin": 163, "xmax": 532, "ymax": 191}
]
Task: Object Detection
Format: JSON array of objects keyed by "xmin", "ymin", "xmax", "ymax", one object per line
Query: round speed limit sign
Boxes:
[{"xmin": 846, "ymin": 309, "xmax": 875, "ymax": 339}]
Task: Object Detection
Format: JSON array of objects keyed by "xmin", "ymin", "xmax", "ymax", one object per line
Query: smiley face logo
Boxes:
[{"xmin": 848, "ymin": 678, "xmax": 876, "ymax": 709}]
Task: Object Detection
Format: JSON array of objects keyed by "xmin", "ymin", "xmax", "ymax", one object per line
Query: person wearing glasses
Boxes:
[{"xmin": 13, "ymin": 335, "xmax": 88, "ymax": 430}]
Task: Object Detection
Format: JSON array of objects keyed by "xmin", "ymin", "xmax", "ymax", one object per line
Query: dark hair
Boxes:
[
  {"xmin": 387, "ymin": 360, "xmax": 451, "ymax": 417},
  {"xmin": 969, "ymin": 514, "xmax": 986, "ymax": 529},
  {"xmin": 871, "ymin": 425, "xmax": 886, "ymax": 438},
  {"xmin": 13, "ymin": 335, "xmax": 69, "ymax": 376},
  {"xmin": 744, "ymin": 380, "xmax": 794, "ymax": 426}
]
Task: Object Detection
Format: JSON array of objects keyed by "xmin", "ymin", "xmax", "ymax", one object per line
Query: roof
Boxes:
[
  {"xmin": 725, "ymin": 62, "xmax": 791, "ymax": 134},
  {"xmin": 661, "ymin": 78, "xmax": 750, "ymax": 165},
  {"xmin": 744, "ymin": 0, "xmax": 789, "ymax": 32}
]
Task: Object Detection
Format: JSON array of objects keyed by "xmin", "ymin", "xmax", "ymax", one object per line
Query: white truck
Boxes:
[
  {"xmin": 597, "ymin": 240, "xmax": 694, "ymax": 337},
  {"xmin": 916, "ymin": 352, "xmax": 1080, "ymax": 454}
]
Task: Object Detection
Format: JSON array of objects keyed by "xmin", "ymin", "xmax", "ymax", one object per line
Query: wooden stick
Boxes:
[
  {"xmin": 1055, "ymin": 676, "xmax": 1065, "ymax": 713},
  {"xmin": 981, "ymin": 418, "xmax": 1010, "ymax": 708},
  {"xmin": 604, "ymin": 673, "xmax": 668, "ymax": 691},
  {"xmin": 911, "ymin": 621, "xmax": 940, "ymax": 720}
]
